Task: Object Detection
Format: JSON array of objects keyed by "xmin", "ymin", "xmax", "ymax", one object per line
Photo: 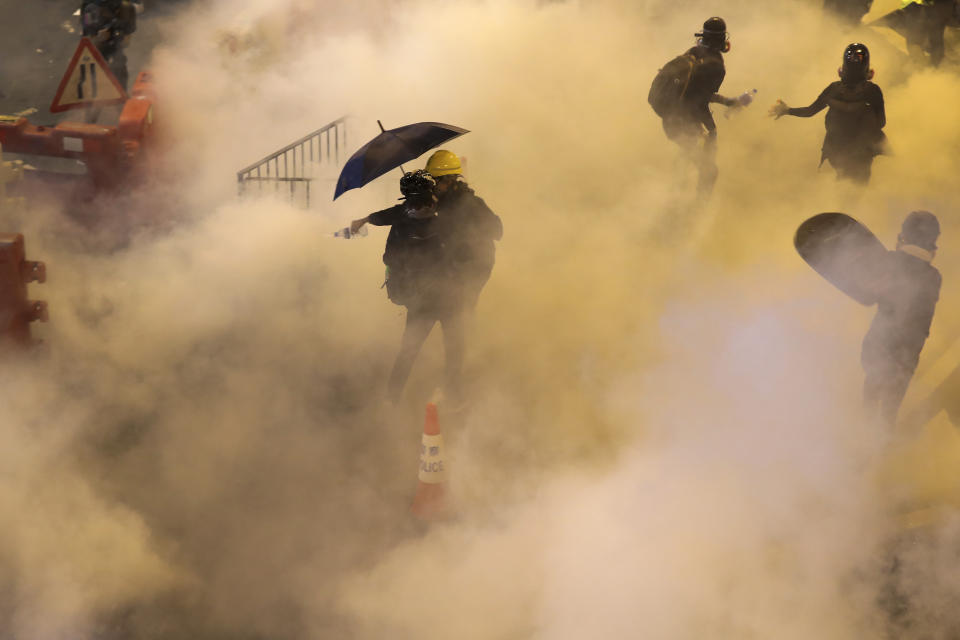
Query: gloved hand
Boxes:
[
  {"xmin": 349, "ymin": 217, "xmax": 368, "ymax": 235},
  {"xmin": 736, "ymin": 89, "xmax": 757, "ymax": 107},
  {"xmin": 769, "ymin": 100, "xmax": 790, "ymax": 119}
]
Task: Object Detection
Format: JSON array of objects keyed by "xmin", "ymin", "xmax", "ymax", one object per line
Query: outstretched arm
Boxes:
[
  {"xmin": 785, "ymin": 86, "xmax": 831, "ymax": 117},
  {"xmin": 770, "ymin": 85, "xmax": 831, "ymax": 119},
  {"xmin": 349, "ymin": 216, "xmax": 370, "ymax": 235},
  {"xmin": 351, "ymin": 205, "xmax": 402, "ymax": 233},
  {"xmin": 709, "ymin": 94, "xmax": 739, "ymax": 107}
]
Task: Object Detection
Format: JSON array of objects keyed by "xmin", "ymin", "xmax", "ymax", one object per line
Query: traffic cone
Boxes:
[{"xmin": 410, "ymin": 402, "xmax": 449, "ymax": 520}]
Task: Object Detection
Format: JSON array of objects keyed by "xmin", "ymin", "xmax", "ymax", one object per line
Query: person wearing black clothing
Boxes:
[
  {"xmin": 80, "ymin": 0, "xmax": 137, "ymax": 90},
  {"xmin": 861, "ymin": 211, "xmax": 941, "ymax": 428},
  {"xmin": 904, "ymin": 0, "xmax": 960, "ymax": 67},
  {"xmin": 823, "ymin": 0, "xmax": 874, "ymax": 27},
  {"xmin": 770, "ymin": 43, "xmax": 886, "ymax": 184},
  {"xmin": 425, "ymin": 150, "xmax": 503, "ymax": 311},
  {"xmin": 659, "ymin": 17, "xmax": 742, "ymax": 199},
  {"xmin": 350, "ymin": 170, "xmax": 466, "ymax": 404},
  {"xmin": 876, "ymin": 0, "xmax": 960, "ymax": 67}
]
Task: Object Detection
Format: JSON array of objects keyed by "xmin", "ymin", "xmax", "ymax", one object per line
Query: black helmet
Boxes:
[
  {"xmin": 399, "ymin": 170, "xmax": 435, "ymax": 199},
  {"xmin": 399, "ymin": 170, "xmax": 436, "ymax": 219},
  {"xmin": 900, "ymin": 210, "xmax": 940, "ymax": 251},
  {"xmin": 841, "ymin": 43, "xmax": 870, "ymax": 84},
  {"xmin": 696, "ymin": 17, "xmax": 728, "ymax": 51}
]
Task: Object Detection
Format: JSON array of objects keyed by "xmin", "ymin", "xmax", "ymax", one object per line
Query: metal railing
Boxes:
[{"xmin": 236, "ymin": 117, "xmax": 347, "ymax": 207}]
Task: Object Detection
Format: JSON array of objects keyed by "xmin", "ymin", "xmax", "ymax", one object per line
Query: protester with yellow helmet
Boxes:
[
  {"xmin": 345, "ymin": 150, "xmax": 501, "ymax": 407},
  {"xmin": 425, "ymin": 150, "xmax": 503, "ymax": 312},
  {"xmin": 369, "ymin": 148, "xmax": 501, "ymax": 408},
  {"xmin": 425, "ymin": 149, "xmax": 462, "ymax": 177}
]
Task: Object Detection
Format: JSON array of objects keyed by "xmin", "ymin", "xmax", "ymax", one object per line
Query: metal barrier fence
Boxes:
[{"xmin": 236, "ymin": 117, "xmax": 347, "ymax": 207}]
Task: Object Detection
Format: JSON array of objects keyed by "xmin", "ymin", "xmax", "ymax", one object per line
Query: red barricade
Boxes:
[
  {"xmin": 0, "ymin": 233, "xmax": 46, "ymax": 347},
  {"xmin": 0, "ymin": 71, "xmax": 156, "ymax": 190},
  {"xmin": 118, "ymin": 71, "xmax": 156, "ymax": 161}
]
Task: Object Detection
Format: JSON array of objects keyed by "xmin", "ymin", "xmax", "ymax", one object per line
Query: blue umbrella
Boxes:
[{"xmin": 333, "ymin": 121, "xmax": 469, "ymax": 200}]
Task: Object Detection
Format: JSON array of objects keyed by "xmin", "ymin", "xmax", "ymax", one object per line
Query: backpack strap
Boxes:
[{"xmin": 678, "ymin": 53, "xmax": 698, "ymax": 101}]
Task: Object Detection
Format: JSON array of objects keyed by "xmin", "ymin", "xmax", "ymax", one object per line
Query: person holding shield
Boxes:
[{"xmin": 861, "ymin": 211, "xmax": 941, "ymax": 428}]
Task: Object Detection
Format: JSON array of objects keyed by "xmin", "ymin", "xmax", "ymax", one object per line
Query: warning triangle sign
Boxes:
[{"xmin": 50, "ymin": 38, "xmax": 128, "ymax": 113}]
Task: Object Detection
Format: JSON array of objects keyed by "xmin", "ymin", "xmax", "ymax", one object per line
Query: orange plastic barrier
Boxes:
[
  {"xmin": 118, "ymin": 71, "xmax": 156, "ymax": 160},
  {"xmin": 0, "ymin": 118, "xmax": 118, "ymax": 160},
  {"xmin": 0, "ymin": 233, "xmax": 46, "ymax": 347},
  {"xmin": 0, "ymin": 71, "xmax": 156, "ymax": 189}
]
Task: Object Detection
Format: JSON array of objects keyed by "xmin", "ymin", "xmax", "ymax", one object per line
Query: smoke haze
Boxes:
[{"xmin": 1, "ymin": 0, "xmax": 959, "ymax": 637}]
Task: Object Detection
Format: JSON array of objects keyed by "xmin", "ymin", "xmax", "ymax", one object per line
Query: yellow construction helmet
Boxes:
[{"xmin": 425, "ymin": 150, "xmax": 462, "ymax": 177}]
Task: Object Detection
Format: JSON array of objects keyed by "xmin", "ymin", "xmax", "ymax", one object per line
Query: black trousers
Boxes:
[
  {"xmin": 826, "ymin": 152, "xmax": 874, "ymax": 184},
  {"xmin": 662, "ymin": 116, "xmax": 719, "ymax": 199},
  {"xmin": 388, "ymin": 302, "xmax": 465, "ymax": 404},
  {"xmin": 863, "ymin": 360, "xmax": 914, "ymax": 428}
]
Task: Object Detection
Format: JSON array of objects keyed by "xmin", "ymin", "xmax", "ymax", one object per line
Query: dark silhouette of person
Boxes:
[
  {"xmin": 874, "ymin": 0, "xmax": 960, "ymax": 67},
  {"xmin": 655, "ymin": 17, "xmax": 743, "ymax": 199},
  {"xmin": 80, "ymin": 0, "xmax": 137, "ymax": 90},
  {"xmin": 425, "ymin": 150, "xmax": 503, "ymax": 312},
  {"xmin": 770, "ymin": 43, "xmax": 886, "ymax": 184},
  {"xmin": 349, "ymin": 158, "xmax": 501, "ymax": 406},
  {"xmin": 861, "ymin": 211, "xmax": 941, "ymax": 428}
]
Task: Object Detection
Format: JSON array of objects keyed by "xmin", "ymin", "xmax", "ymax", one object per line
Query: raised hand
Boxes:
[{"xmin": 769, "ymin": 100, "xmax": 790, "ymax": 119}]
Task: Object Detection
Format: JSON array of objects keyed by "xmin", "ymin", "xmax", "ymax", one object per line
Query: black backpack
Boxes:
[
  {"xmin": 648, "ymin": 53, "xmax": 697, "ymax": 118},
  {"xmin": 381, "ymin": 220, "xmax": 443, "ymax": 307}
]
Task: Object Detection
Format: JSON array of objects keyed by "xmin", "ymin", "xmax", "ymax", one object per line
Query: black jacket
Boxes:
[
  {"xmin": 81, "ymin": 0, "xmax": 137, "ymax": 55},
  {"xmin": 862, "ymin": 248, "xmax": 941, "ymax": 373},
  {"xmin": 787, "ymin": 80, "xmax": 885, "ymax": 161},
  {"xmin": 434, "ymin": 182, "xmax": 503, "ymax": 284},
  {"xmin": 679, "ymin": 45, "xmax": 727, "ymax": 132},
  {"xmin": 367, "ymin": 204, "xmax": 443, "ymax": 274},
  {"xmin": 367, "ymin": 203, "xmax": 450, "ymax": 307},
  {"xmin": 367, "ymin": 184, "xmax": 502, "ymax": 307}
]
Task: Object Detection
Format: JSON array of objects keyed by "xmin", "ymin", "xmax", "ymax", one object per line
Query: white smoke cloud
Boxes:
[{"xmin": 0, "ymin": 0, "xmax": 958, "ymax": 637}]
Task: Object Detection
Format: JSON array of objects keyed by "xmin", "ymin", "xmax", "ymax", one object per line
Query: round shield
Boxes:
[{"xmin": 795, "ymin": 212, "xmax": 888, "ymax": 306}]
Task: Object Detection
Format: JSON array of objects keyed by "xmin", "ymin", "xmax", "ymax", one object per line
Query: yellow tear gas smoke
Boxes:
[{"xmin": 0, "ymin": 0, "xmax": 958, "ymax": 637}]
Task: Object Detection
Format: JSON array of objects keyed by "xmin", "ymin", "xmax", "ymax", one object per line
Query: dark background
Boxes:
[{"xmin": 0, "ymin": 0, "xmax": 190, "ymax": 119}]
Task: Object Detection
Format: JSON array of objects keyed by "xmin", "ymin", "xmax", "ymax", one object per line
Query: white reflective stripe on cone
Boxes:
[{"xmin": 418, "ymin": 434, "xmax": 446, "ymax": 484}]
